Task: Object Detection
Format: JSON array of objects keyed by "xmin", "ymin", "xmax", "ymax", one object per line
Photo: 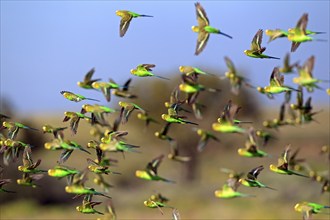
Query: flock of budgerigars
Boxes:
[{"xmin": 1, "ymin": 2, "xmax": 330, "ymax": 220}]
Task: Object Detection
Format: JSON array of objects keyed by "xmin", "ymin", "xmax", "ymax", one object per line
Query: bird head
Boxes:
[
  {"xmin": 161, "ymin": 114, "xmax": 167, "ymax": 120},
  {"xmin": 42, "ymin": 124, "xmax": 52, "ymax": 133},
  {"xmin": 115, "ymin": 10, "xmax": 124, "ymax": 17},
  {"xmin": 17, "ymin": 166, "xmax": 24, "ymax": 171},
  {"xmin": 16, "ymin": 179, "xmax": 24, "ymax": 185},
  {"xmin": 290, "ymin": 104, "xmax": 298, "ymax": 110},
  {"xmin": 65, "ymin": 185, "xmax": 73, "ymax": 193},
  {"xmin": 2, "ymin": 121, "xmax": 9, "ymax": 128},
  {"xmin": 4, "ymin": 139, "xmax": 15, "ymax": 146},
  {"xmin": 91, "ymin": 81, "xmax": 100, "ymax": 89},
  {"xmin": 191, "ymin": 26, "xmax": 199, "ymax": 32},
  {"xmin": 178, "ymin": 66, "xmax": 186, "ymax": 73},
  {"xmin": 48, "ymin": 169, "xmax": 56, "ymax": 176},
  {"xmin": 264, "ymin": 29, "xmax": 274, "ymax": 36},
  {"xmin": 130, "ymin": 69, "xmax": 136, "ymax": 74},
  {"xmin": 262, "ymin": 120, "xmax": 271, "ymax": 127},
  {"xmin": 257, "ymin": 87, "xmax": 265, "ymax": 93},
  {"xmin": 256, "ymin": 130, "xmax": 262, "ymax": 136},
  {"xmin": 76, "ymin": 206, "xmax": 82, "ymax": 212},
  {"xmin": 196, "ymin": 128, "xmax": 204, "ymax": 136},
  {"xmin": 137, "ymin": 113, "xmax": 144, "ymax": 119},
  {"xmin": 243, "ymin": 50, "xmax": 248, "ymax": 55}
]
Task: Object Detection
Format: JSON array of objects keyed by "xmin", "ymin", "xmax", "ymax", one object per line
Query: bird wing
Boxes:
[
  {"xmin": 302, "ymin": 56, "xmax": 315, "ymax": 78},
  {"xmin": 195, "ymin": 2, "xmax": 209, "ymax": 26},
  {"xmin": 247, "ymin": 127, "xmax": 258, "ymax": 146},
  {"xmin": 270, "ymin": 67, "xmax": 283, "ymax": 87},
  {"xmin": 251, "ymin": 29, "xmax": 263, "ymax": 51},
  {"xmin": 296, "ymin": 13, "xmax": 308, "ymax": 34},
  {"xmin": 247, "ymin": 165, "xmax": 264, "ymax": 180},
  {"xmin": 119, "ymin": 15, "xmax": 133, "ymax": 37},
  {"xmin": 22, "ymin": 146, "xmax": 33, "ymax": 167},
  {"xmin": 146, "ymin": 154, "xmax": 164, "ymax": 175},
  {"xmin": 224, "ymin": 56, "xmax": 236, "ymax": 74},
  {"xmin": 84, "ymin": 68, "xmax": 95, "ymax": 82},
  {"xmin": 122, "ymin": 78, "xmax": 132, "ymax": 91},
  {"xmin": 160, "ymin": 122, "xmax": 171, "ymax": 136},
  {"xmin": 195, "ymin": 31, "xmax": 210, "ymax": 55},
  {"xmin": 141, "ymin": 64, "xmax": 155, "ymax": 71}
]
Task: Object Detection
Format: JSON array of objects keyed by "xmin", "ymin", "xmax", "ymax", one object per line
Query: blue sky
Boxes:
[{"xmin": 1, "ymin": 1, "xmax": 329, "ymax": 117}]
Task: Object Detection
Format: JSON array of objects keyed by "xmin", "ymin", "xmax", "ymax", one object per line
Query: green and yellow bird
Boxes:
[
  {"xmin": 192, "ymin": 2, "xmax": 232, "ymax": 55},
  {"xmin": 288, "ymin": 13, "xmax": 325, "ymax": 52},
  {"xmin": 144, "ymin": 193, "xmax": 172, "ymax": 214},
  {"xmin": 179, "ymin": 65, "xmax": 214, "ymax": 78},
  {"xmin": 60, "ymin": 91, "xmax": 99, "ymax": 102},
  {"xmin": 179, "ymin": 74, "xmax": 220, "ymax": 96},
  {"xmin": 42, "ymin": 124, "xmax": 67, "ymax": 139},
  {"xmin": 18, "ymin": 145, "xmax": 47, "ymax": 174},
  {"xmin": 293, "ymin": 56, "xmax": 327, "ymax": 92},
  {"xmin": 161, "ymin": 108, "xmax": 198, "ymax": 125},
  {"xmin": 179, "ymin": 74, "xmax": 209, "ymax": 104},
  {"xmin": 130, "ymin": 64, "xmax": 169, "ymax": 80},
  {"xmin": 119, "ymin": 101, "xmax": 146, "ymax": 124},
  {"xmin": 135, "ymin": 154, "xmax": 175, "ymax": 183},
  {"xmin": 101, "ymin": 130, "xmax": 128, "ymax": 144},
  {"xmin": 244, "ymin": 29, "xmax": 280, "ymax": 59},
  {"xmin": 164, "ymin": 88, "xmax": 187, "ymax": 112},
  {"xmin": 294, "ymin": 201, "xmax": 330, "ymax": 220},
  {"xmin": 291, "ymin": 88, "xmax": 319, "ymax": 124},
  {"xmin": 81, "ymin": 104, "xmax": 116, "ymax": 126},
  {"xmin": 63, "ymin": 111, "xmax": 91, "ymax": 135},
  {"xmin": 212, "ymin": 100, "xmax": 246, "ymax": 133},
  {"xmin": 257, "ymin": 67, "xmax": 298, "ymax": 98},
  {"xmin": 239, "ymin": 165, "xmax": 276, "ymax": 190},
  {"xmin": 265, "ymin": 29, "xmax": 288, "ymax": 43},
  {"xmin": 2, "ymin": 121, "xmax": 38, "ymax": 140},
  {"xmin": 137, "ymin": 112, "xmax": 159, "ymax": 128},
  {"xmin": 76, "ymin": 194, "xmax": 104, "ymax": 215},
  {"xmin": 238, "ymin": 127, "xmax": 268, "ymax": 158},
  {"xmin": 44, "ymin": 138, "xmax": 62, "ymax": 151},
  {"xmin": 91, "ymin": 80, "xmax": 121, "ymax": 102},
  {"xmin": 116, "ymin": 10, "xmax": 153, "ymax": 37},
  {"xmin": 255, "ymin": 129, "xmax": 275, "ymax": 147},
  {"xmin": 77, "ymin": 67, "xmax": 101, "ymax": 89},
  {"xmin": 154, "ymin": 122, "xmax": 176, "ymax": 146},
  {"xmin": 17, "ymin": 173, "xmax": 44, "ymax": 188},
  {"xmin": 222, "ymin": 56, "xmax": 253, "ymax": 95},
  {"xmin": 195, "ymin": 128, "xmax": 219, "ymax": 152},
  {"xmin": 269, "ymin": 145, "xmax": 309, "ymax": 177},
  {"xmin": 87, "ymin": 158, "xmax": 120, "ymax": 175},
  {"xmin": 59, "ymin": 140, "xmax": 91, "ymax": 164},
  {"xmin": 65, "ymin": 184, "xmax": 111, "ymax": 198},
  {"xmin": 168, "ymin": 140, "xmax": 191, "ymax": 163},
  {"xmin": 112, "ymin": 78, "xmax": 137, "ymax": 99},
  {"xmin": 214, "ymin": 179, "xmax": 254, "ymax": 199},
  {"xmin": 93, "ymin": 175, "xmax": 114, "ymax": 194},
  {"xmin": 48, "ymin": 165, "xmax": 79, "ymax": 179},
  {"xmin": 100, "ymin": 139, "xmax": 140, "ymax": 156},
  {"xmin": 279, "ymin": 53, "xmax": 299, "ymax": 74}
]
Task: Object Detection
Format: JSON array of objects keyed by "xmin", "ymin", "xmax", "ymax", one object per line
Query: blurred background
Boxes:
[{"xmin": 0, "ymin": 0, "xmax": 329, "ymax": 219}]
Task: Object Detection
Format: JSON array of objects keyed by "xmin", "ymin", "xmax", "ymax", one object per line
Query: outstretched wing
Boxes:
[{"xmin": 195, "ymin": 2, "xmax": 209, "ymax": 27}]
